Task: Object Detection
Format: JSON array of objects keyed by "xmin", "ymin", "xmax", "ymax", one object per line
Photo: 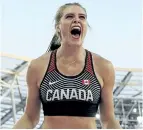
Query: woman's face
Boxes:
[{"xmin": 57, "ymin": 5, "xmax": 88, "ymax": 46}]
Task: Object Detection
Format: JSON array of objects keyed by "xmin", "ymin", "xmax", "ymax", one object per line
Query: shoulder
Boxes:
[
  {"xmin": 31, "ymin": 51, "xmax": 52, "ymax": 67},
  {"xmin": 27, "ymin": 51, "xmax": 52, "ymax": 79},
  {"xmin": 90, "ymin": 51, "xmax": 115, "ymax": 83},
  {"xmin": 34, "ymin": 51, "xmax": 52, "ymax": 64}
]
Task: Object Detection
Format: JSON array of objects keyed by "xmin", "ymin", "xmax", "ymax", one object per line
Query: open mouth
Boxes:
[{"xmin": 70, "ymin": 27, "xmax": 81, "ymax": 39}]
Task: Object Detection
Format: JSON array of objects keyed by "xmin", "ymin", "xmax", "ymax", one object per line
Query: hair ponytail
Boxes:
[{"xmin": 47, "ymin": 33, "xmax": 61, "ymax": 52}]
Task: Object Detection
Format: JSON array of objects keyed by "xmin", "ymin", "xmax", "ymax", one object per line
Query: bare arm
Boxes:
[
  {"xmin": 13, "ymin": 60, "xmax": 41, "ymax": 129},
  {"xmin": 99, "ymin": 61, "xmax": 121, "ymax": 129}
]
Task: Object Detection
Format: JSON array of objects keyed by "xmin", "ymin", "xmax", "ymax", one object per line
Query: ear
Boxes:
[
  {"xmin": 55, "ymin": 24, "xmax": 60, "ymax": 33},
  {"xmin": 55, "ymin": 24, "xmax": 61, "ymax": 39}
]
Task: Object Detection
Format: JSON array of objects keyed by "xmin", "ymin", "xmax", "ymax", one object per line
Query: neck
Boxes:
[{"xmin": 57, "ymin": 44, "xmax": 85, "ymax": 62}]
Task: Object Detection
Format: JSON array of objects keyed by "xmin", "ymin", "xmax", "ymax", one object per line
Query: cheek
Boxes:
[
  {"xmin": 61, "ymin": 24, "xmax": 70, "ymax": 36},
  {"xmin": 83, "ymin": 25, "xmax": 87, "ymax": 34}
]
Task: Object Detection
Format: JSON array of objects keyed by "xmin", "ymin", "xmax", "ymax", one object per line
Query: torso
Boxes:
[
  {"xmin": 35, "ymin": 49, "xmax": 104, "ymax": 129},
  {"xmin": 41, "ymin": 116, "xmax": 96, "ymax": 129}
]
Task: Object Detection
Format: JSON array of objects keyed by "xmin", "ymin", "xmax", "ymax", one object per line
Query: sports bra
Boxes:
[{"xmin": 39, "ymin": 49, "xmax": 101, "ymax": 117}]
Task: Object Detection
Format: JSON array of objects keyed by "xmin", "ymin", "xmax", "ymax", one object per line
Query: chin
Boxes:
[
  {"xmin": 68, "ymin": 39, "xmax": 83, "ymax": 47},
  {"xmin": 69, "ymin": 35, "xmax": 83, "ymax": 46}
]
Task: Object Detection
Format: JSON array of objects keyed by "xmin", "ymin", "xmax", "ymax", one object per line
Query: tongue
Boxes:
[{"xmin": 72, "ymin": 34, "xmax": 80, "ymax": 39}]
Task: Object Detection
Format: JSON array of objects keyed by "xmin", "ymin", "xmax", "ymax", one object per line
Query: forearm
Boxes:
[
  {"xmin": 13, "ymin": 114, "xmax": 37, "ymax": 129},
  {"xmin": 102, "ymin": 118, "xmax": 122, "ymax": 129}
]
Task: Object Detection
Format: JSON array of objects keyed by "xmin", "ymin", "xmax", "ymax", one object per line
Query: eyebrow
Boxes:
[{"xmin": 65, "ymin": 13, "xmax": 87, "ymax": 17}]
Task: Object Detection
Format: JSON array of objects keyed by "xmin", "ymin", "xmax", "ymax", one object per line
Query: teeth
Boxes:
[{"xmin": 72, "ymin": 26, "xmax": 80, "ymax": 30}]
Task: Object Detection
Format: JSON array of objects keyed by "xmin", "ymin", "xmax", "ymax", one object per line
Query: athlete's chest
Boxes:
[
  {"xmin": 56, "ymin": 61, "xmax": 85, "ymax": 77},
  {"xmin": 39, "ymin": 71, "xmax": 101, "ymax": 104}
]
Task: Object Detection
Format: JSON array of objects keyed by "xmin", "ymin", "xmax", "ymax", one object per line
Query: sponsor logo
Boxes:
[{"xmin": 49, "ymin": 81, "xmax": 60, "ymax": 85}]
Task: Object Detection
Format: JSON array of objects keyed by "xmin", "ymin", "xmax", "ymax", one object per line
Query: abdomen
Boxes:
[{"xmin": 41, "ymin": 116, "xmax": 96, "ymax": 129}]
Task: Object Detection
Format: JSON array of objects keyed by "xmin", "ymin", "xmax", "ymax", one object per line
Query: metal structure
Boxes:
[{"xmin": 0, "ymin": 52, "xmax": 143, "ymax": 129}]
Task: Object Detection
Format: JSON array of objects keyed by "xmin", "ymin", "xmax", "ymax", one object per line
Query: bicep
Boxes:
[
  {"xmin": 99, "ymin": 86, "xmax": 114, "ymax": 121},
  {"xmin": 99, "ymin": 62, "xmax": 115, "ymax": 122},
  {"xmin": 24, "ymin": 61, "xmax": 41, "ymax": 121}
]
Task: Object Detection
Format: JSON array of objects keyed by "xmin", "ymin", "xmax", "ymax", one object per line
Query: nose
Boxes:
[{"xmin": 73, "ymin": 16, "xmax": 80, "ymax": 23}]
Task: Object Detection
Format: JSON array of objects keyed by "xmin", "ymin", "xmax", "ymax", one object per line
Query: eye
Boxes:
[
  {"xmin": 79, "ymin": 16, "xmax": 86, "ymax": 20},
  {"xmin": 66, "ymin": 15, "xmax": 73, "ymax": 19}
]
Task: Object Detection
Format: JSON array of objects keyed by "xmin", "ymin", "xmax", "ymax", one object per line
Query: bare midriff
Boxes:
[{"xmin": 41, "ymin": 116, "xmax": 97, "ymax": 129}]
